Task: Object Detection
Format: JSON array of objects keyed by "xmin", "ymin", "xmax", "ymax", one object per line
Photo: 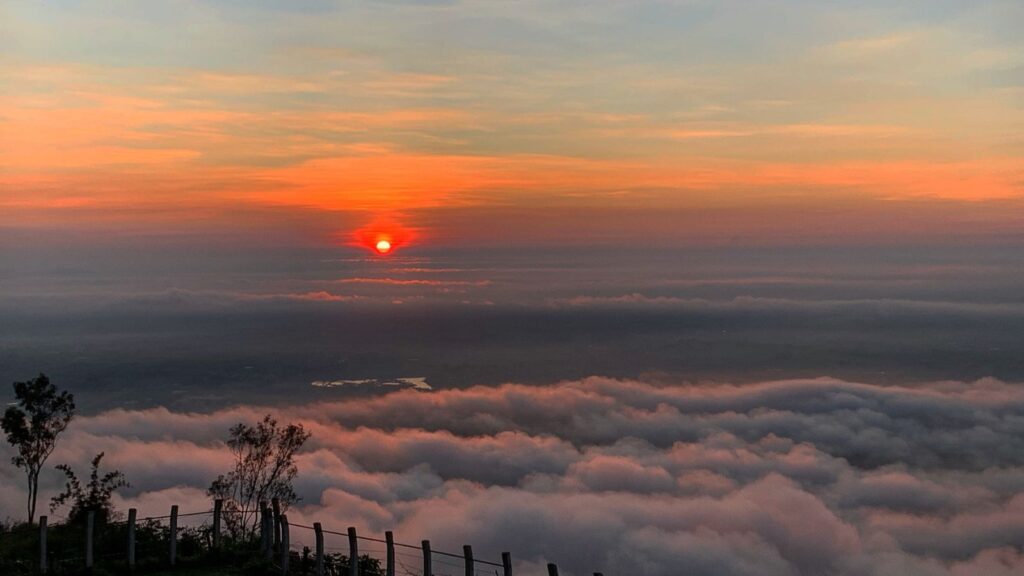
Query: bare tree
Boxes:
[
  {"xmin": 1, "ymin": 374, "xmax": 75, "ymax": 524},
  {"xmin": 208, "ymin": 414, "xmax": 311, "ymax": 538}
]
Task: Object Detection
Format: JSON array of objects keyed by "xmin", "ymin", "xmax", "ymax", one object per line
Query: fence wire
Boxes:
[
  {"xmin": 4, "ymin": 502, "xmax": 573, "ymax": 576},
  {"xmin": 276, "ymin": 522, "xmax": 507, "ymax": 576},
  {"xmin": 3, "ymin": 507, "xmax": 266, "ymax": 575}
]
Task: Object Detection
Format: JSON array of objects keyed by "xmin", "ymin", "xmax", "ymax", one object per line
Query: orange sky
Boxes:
[{"xmin": 1, "ymin": 1, "xmax": 1022, "ymax": 249}]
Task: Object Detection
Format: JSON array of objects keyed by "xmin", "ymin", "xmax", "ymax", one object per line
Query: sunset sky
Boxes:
[
  {"xmin": 4, "ymin": 3, "xmax": 1024, "ymax": 575},
  {"xmin": 3, "ymin": 0, "xmax": 1024, "ymax": 407},
  {"xmin": 2, "ymin": 0, "xmax": 1022, "ymax": 249}
]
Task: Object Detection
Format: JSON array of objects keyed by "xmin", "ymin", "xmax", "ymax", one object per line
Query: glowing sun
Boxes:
[{"xmin": 375, "ymin": 239, "xmax": 392, "ymax": 254}]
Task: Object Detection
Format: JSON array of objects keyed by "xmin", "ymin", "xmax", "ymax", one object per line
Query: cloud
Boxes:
[
  {"xmin": 553, "ymin": 293, "xmax": 1024, "ymax": 319},
  {"xmin": 3, "ymin": 377, "xmax": 1023, "ymax": 575},
  {"xmin": 334, "ymin": 278, "xmax": 492, "ymax": 287}
]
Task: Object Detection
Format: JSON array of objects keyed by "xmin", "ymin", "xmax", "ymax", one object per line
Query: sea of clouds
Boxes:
[{"xmin": 3, "ymin": 377, "xmax": 1024, "ymax": 575}]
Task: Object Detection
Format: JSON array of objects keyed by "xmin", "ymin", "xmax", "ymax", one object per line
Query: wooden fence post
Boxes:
[
  {"xmin": 385, "ymin": 531, "xmax": 395, "ymax": 576},
  {"xmin": 314, "ymin": 522, "xmax": 324, "ymax": 576},
  {"xmin": 280, "ymin": 514, "xmax": 290, "ymax": 575},
  {"xmin": 212, "ymin": 499, "xmax": 223, "ymax": 553},
  {"xmin": 547, "ymin": 563, "xmax": 559, "ymax": 576},
  {"xmin": 463, "ymin": 545, "xmax": 473, "ymax": 576},
  {"xmin": 38, "ymin": 515, "xmax": 47, "ymax": 575},
  {"xmin": 169, "ymin": 505, "xmax": 179, "ymax": 566},
  {"xmin": 421, "ymin": 540, "xmax": 431, "ymax": 576},
  {"xmin": 261, "ymin": 505, "xmax": 272, "ymax": 560},
  {"xmin": 85, "ymin": 510, "xmax": 95, "ymax": 570},
  {"xmin": 347, "ymin": 526, "xmax": 359, "ymax": 576},
  {"xmin": 127, "ymin": 508, "xmax": 137, "ymax": 569},
  {"xmin": 502, "ymin": 552, "xmax": 512, "ymax": 576},
  {"xmin": 271, "ymin": 497, "xmax": 282, "ymax": 553}
]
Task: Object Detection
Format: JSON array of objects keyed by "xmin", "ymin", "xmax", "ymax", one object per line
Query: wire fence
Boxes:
[
  {"xmin": 0, "ymin": 503, "xmax": 264, "ymax": 575},
  {"xmin": 1, "ymin": 498, "xmax": 601, "ymax": 576},
  {"xmin": 278, "ymin": 521, "xmax": 513, "ymax": 576}
]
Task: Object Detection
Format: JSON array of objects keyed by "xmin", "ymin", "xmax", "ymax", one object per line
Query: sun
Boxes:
[{"xmin": 351, "ymin": 216, "xmax": 415, "ymax": 255}]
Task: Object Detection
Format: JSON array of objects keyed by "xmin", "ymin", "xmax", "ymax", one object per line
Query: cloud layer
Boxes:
[{"xmin": 3, "ymin": 377, "xmax": 1023, "ymax": 575}]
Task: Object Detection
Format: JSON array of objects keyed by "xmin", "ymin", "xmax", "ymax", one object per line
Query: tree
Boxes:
[
  {"xmin": 208, "ymin": 414, "xmax": 311, "ymax": 538},
  {"xmin": 1, "ymin": 374, "xmax": 75, "ymax": 523},
  {"xmin": 50, "ymin": 452, "xmax": 128, "ymax": 524}
]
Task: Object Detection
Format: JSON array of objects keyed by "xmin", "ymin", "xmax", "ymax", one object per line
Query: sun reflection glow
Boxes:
[{"xmin": 349, "ymin": 214, "xmax": 417, "ymax": 256}]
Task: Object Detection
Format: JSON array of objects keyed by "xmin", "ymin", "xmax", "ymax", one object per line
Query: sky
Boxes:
[
  {"xmin": 2, "ymin": 0, "xmax": 1023, "ymax": 404},
  {"xmin": 2, "ymin": 0, "xmax": 1022, "ymax": 249},
  {"xmin": 2, "ymin": 2, "xmax": 1024, "ymax": 574}
]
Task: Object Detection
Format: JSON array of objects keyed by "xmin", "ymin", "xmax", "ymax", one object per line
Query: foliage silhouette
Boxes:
[
  {"xmin": 50, "ymin": 452, "xmax": 129, "ymax": 524},
  {"xmin": 208, "ymin": 414, "xmax": 311, "ymax": 539},
  {"xmin": 1, "ymin": 374, "xmax": 75, "ymax": 523}
]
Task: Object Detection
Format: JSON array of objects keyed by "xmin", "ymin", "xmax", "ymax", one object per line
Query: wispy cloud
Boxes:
[
  {"xmin": 334, "ymin": 278, "xmax": 491, "ymax": 287},
  {"xmin": 2, "ymin": 0, "xmax": 1022, "ymax": 245}
]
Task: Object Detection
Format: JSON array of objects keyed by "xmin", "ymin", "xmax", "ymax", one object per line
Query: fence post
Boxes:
[
  {"xmin": 347, "ymin": 526, "xmax": 359, "ymax": 576},
  {"xmin": 169, "ymin": 505, "xmax": 179, "ymax": 566},
  {"xmin": 271, "ymin": 497, "xmax": 282, "ymax": 553},
  {"xmin": 212, "ymin": 499, "xmax": 223, "ymax": 554},
  {"xmin": 421, "ymin": 540, "xmax": 431, "ymax": 576},
  {"xmin": 85, "ymin": 510, "xmax": 95, "ymax": 570},
  {"xmin": 260, "ymin": 505, "xmax": 272, "ymax": 560},
  {"xmin": 463, "ymin": 545, "xmax": 473, "ymax": 576},
  {"xmin": 385, "ymin": 531, "xmax": 395, "ymax": 576},
  {"xmin": 547, "ymin": 563, "xmax": 559, "ymax": 576},
  {"xmin": 280, "ymin": 514, "xmax": 290, "ymax": 575},
  {"xmin": 127, "ymin": 508, "xmax": 137, "ymax": 569},
  {"xmin": 314, "ymin": 522, "xmax": 324, "ymax": 576},
  {"xmin": 39, "ymin": 515, "xmax": 47, "ymax": 575},
  {"xmin": 502, "ymin": 552, "xmax": 512, "ymax": 576}
]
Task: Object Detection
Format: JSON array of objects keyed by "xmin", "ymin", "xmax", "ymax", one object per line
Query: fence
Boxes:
[
  {"xmin": 24, "ymin": 498, "xmax": 607, "ymax": 576},
  {"xmin": 29, "ymin": 503, "xmax": 223, "ymax": 574}
]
